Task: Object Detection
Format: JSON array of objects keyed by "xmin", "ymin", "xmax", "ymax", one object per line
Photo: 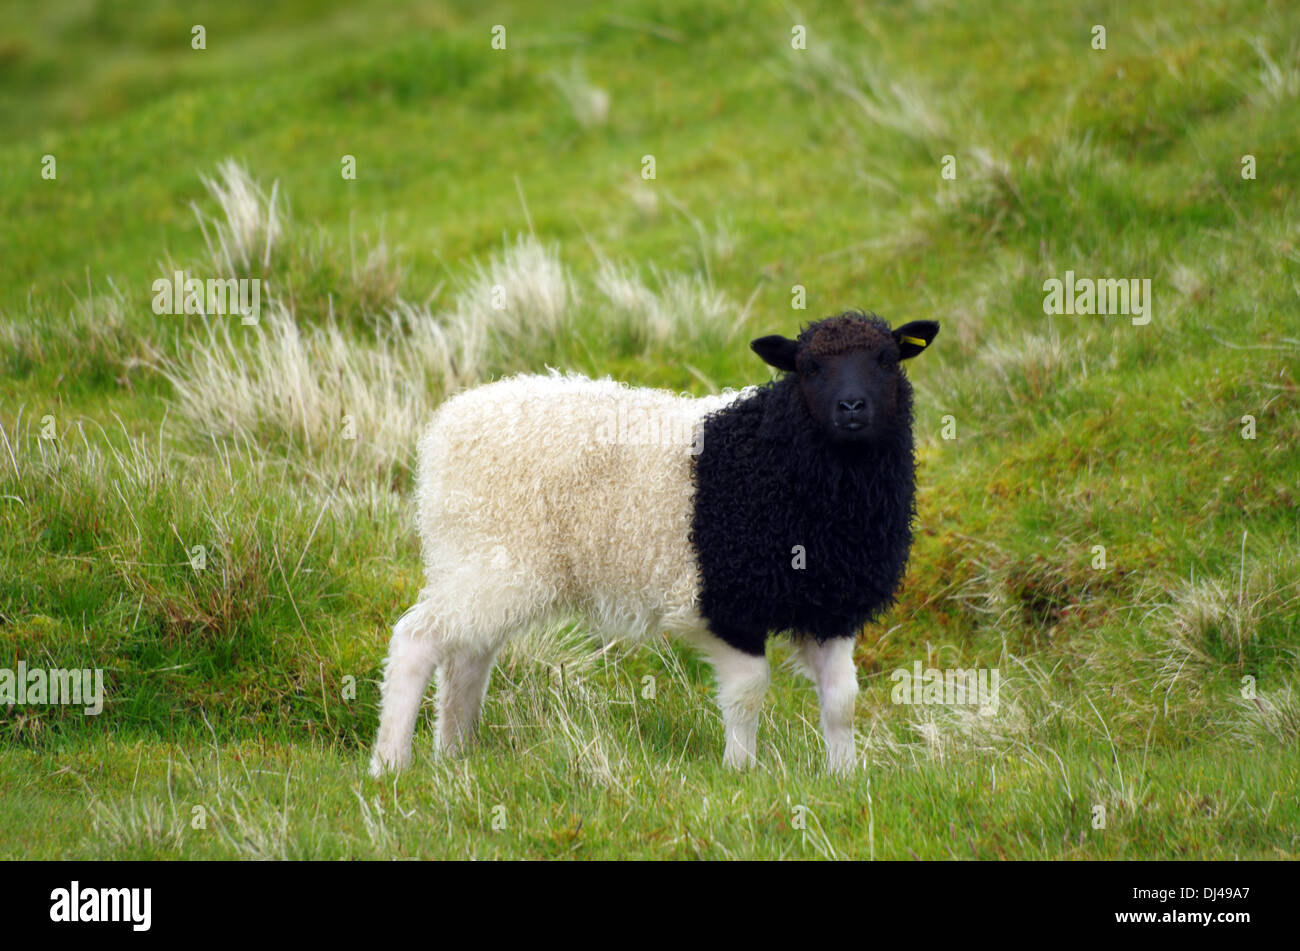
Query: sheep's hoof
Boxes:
[
  {"xmin": 825, "ymin": 746, "xmax": 858, "ymax": 775},
  {"xmin": 722, "ymin": 749, "xmax": 758, "ymax": 770},
  {"xmin": 435, "ymin": 734, "xmax": 475, "ymax": 758},
  {"xmin": 369, "ymin": 747, "xmax": 407, "ymax": 777}
]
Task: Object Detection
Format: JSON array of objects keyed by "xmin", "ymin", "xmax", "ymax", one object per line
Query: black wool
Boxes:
[{"xmin": 689, "ymin": 348, "xmax": 918, "ymax": 656}]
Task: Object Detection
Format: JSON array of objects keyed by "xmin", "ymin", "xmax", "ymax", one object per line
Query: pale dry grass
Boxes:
[
  {"xmin": 864, "ymin": 678, "xmax": 1031, "ymax": 770},
  {"xmin": 86, "ymin": 796, "xmax": 187, "ymax": 854},
  {"xmin": 153, "ymin": 165, "xmax": 748, "ymax": 487},
  {"xmin": 450, "ymin": 235, "xmax": 574, "ymax": 359},
  {"xmin": 1155, "ymin": 553, "xmax": 1297, "ymax": 690},
  {"xmin": 153, "ymin": 301, "xmax": 473, "ymax": 485},
  {"xmin": 1226, "ymin": 682, "xmax": 1300, "ymax": 746},
  {"xmin": 933, "ymin": 145, "xmax": 1021, "ymax": 220},
  {"xmin": 193, "ymin": 159, "xmax": 282, "ymax": 277},
  {"xmin": 784, "ymin": 39, "xmax": 949, "ymax": 154},
  {"xmin": 546, "ymin": 62, "xmax": 611, "ymax": 128},
  {"xmin": 594, "ymin": 259, "xmax": 738, "ymax": 350},
  {"xmin": 1250, "ymin": 37, "xmax": 1300, "ymax": 103},
  {"xmin": 977, "ymin": 326, "xmax": 1095, "ymax": 403}
]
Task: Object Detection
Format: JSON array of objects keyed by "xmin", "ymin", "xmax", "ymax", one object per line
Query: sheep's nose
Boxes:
[{"xmin": 838, "ymin": 399, "xmax": 865, "ymax": 414}]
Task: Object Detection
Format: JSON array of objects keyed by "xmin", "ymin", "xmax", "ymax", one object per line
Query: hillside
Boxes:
[{"xmin": 0, "ymin": 0, "xmax": 1297, "ymax": 858}]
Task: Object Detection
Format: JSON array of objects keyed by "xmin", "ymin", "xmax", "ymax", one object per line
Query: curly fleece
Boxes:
[
  {"xmin": 798, "ymin": 311, "xmax": 897, "ymax": 360},
  {"xmin": 412, "ymin": 371, "xmax": 745, "ymax": 655},
  {"xmin": 691, "ymin": 313, "xmax": 918, "ymax": 655}
]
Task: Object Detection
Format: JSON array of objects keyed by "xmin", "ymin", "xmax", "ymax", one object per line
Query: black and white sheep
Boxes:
[{"xmin": 371, "ymin": 311, "xmax": 939, "ymax": 774}]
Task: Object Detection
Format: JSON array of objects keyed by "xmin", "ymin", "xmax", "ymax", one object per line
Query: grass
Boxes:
[{"xmin": 1, "ymin": 0, "xmax": 1298, "ymax": 859}]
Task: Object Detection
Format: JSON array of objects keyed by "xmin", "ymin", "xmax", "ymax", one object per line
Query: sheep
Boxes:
[{"xmin": 370, "ymin": 311, "xmax": 939, "ymax": 775}]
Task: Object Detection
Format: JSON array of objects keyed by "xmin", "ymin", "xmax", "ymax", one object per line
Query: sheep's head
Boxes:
[{"xmin": 750, "ymin": 312, "xmax": 939, "ymax": 445}]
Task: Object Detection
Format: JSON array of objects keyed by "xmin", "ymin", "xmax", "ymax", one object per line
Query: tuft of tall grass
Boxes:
[
  {"xmin": 594, "ymin": 258, "xmax": 741, "ymax": 352},
  {"xmin": 783, "ymin": 39, "xmax": 950, "ymax": 157},
  {"xmin": 1158, "ymin": 559, "xmax": 1300, "ymax": 684},
  {"xmin": 450, "ymin": 234, "xmax": 574, "ymax": 366},
  {"xmin": 1227, "ymin": 682, "xmax": 1300, "ymax": 746},
  {"xmin": 192, "ymin": 159, "xmax": 283, "ymax": 279},
  {"xmin": 545, "ymin": 61, "xmax": 611, "ymax": 129},
  {"xmin": 152, "ymin": 300, "xmax": 468, "ymax": 489},
  {"xmin": 0, "ymin": 280, "xmax": 144, "ymax": 389},
  {"xmin": 1250, "ymin": 37, "xmax": 1300, "ymax": 103}
]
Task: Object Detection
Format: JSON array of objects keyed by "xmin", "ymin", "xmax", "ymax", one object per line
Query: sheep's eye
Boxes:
[{"xmin": 805, "ymin": 362, "xmax": 821, "ymax": 377}]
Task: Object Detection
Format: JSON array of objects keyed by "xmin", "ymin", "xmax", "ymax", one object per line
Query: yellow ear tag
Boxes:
[{"xmin": 900, "ymin": 335, "xmax": 927, "ymax": 347}]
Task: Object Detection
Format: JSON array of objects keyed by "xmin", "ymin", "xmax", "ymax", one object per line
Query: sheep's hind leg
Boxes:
[
  {"xmin": 370, "ymin": 603, "xmax": 442, "ymax": 777},
  {"xmin": 435, "ymin": 646, "xmax": 499, "ymax": 756},
  {"xmin": 793, "ymin": 636, "xmax": 859, "ymax": 774},
  {"xmin": 701, "ymin": 636, "xmax": 770, "ymax": 770}
]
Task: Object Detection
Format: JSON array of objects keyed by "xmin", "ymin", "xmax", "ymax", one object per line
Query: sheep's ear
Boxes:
[
  {"xmin": 750, "ymin": 335, "xmax": 799, "ymax": 372},
  {"xmin": 892, "ymin": 320, "xmax": 939, "ymax": 360}
]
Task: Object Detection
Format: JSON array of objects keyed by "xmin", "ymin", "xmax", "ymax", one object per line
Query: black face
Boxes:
[
  {"xmin": 797, "ymin": 346, "xmax": 900, "ymax": 444},
  {"xmin": 749, "ymin": 316, "xmax": 940, "ymax": 446}
]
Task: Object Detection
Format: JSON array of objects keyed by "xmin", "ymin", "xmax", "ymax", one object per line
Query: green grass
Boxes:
[{"xmin": 1, "ymin": 0, "xmax": 1298, "ymax": 859}]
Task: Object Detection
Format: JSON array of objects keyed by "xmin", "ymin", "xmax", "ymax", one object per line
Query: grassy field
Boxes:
[{"xmin": 1, "ymin": 0, "xmax": 1298, "ymax": 859}]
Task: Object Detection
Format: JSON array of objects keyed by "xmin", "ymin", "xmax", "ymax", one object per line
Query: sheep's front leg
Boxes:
[
  {"xmin": 795, "ymin": 636, "xmax": 859, "ymax": 773},
  {"xmin": 704, "ymin": 639, "xmax": 770, "ymax": 769}
]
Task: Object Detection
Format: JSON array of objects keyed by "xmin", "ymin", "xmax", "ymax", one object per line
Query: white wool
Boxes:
[{"xmin": 412, "ymin": 371, "xmax": 745, "ymax": 653}]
